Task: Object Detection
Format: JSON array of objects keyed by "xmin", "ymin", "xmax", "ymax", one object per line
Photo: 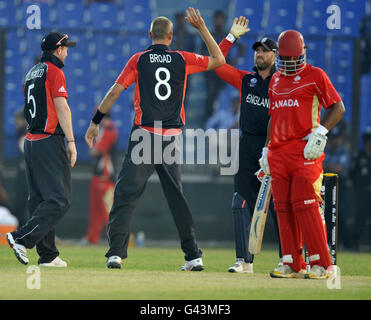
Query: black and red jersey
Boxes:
[
  {"xmin": 23, "ymin": 53, "xmax": 68, "ymax": 136},
  {"xmin": 214, "ymin": 39, "xmax": 275, "ymax": 136},
  {"xmin": 115, "ymin": 44, "xmax": 209, "ymax": 133}
]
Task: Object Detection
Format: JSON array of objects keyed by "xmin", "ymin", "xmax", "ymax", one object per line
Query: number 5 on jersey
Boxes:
[
  {"xmin": 155, "ymin": 67, "xmax": 171, "ymax": 101},
  {"xmin": 27, "ymin": 83, "xmax": 36, "ymax": 118}
]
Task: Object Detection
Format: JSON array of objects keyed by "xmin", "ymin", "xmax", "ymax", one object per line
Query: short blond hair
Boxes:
[{"xmin": 150, "ymin": 16, "xmax": 173, "ymax": 41}]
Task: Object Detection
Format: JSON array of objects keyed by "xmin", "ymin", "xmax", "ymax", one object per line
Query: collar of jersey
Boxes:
[
  {"xmin": 147, "ymin": 44, "xmax": 170, "ymax": 51},
  {"xmin": 41, "ymin": 52, "xmax": 64, "ymax": 69}
]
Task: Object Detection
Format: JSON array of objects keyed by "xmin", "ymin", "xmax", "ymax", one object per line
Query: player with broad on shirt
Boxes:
[
  {"xmin": 259, "ymin": 30, "xmax": 345, "ymax": 279},
  {"xmin": 85, "ymin": 8, "xmax": 225, "ymax": 270}
]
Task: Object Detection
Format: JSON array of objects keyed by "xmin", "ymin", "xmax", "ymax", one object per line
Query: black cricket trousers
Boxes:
[
  {"xmin": 105, "ymin": 127, "xmax": 202, "ymax": 261},
  {"xmin": 11, "ymin": 135, "xmax": 71, "ymax": 264}
]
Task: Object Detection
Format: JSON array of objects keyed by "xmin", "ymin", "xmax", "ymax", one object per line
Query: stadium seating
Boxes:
[
  {"xmin": 360, "ymin": 73, "xmax": 371, "ymax": 137},
  {"xmin": 122, "ymin": 0, "xmax": 153, "ymax": 31},
  {"xmin": 0, "ymin": 0, "xmax": 16, "ymax": 27},
  {"xmin": 264, "ymin": 0, "xmax": 298, "ymax": 34},
  {"xmin": 88, "ymin": 2, "xmax": 119, "ymax": 30},
  {"xmin": 56, "ymin": 1, "xmax": 85, "ymax": 29},
  {"xmin": 299, "ymin": 0, "xmax": 331, "ymax": 36},
  {"xmin": 234, "ymin": 0, "xmax": 264, "ymax": 34}
]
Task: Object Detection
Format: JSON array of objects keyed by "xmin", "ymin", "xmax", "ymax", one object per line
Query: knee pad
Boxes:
[
  {"xmin": 271, "ymin": 179, "xmax": 290, "ymax": 213},
  {"xmin": 291, "ymin": 176, "xmax": 319, "ymax": 212},
  {"xmin": 231, "ymin": 192, "xmax": 248, "ymax": 210}
]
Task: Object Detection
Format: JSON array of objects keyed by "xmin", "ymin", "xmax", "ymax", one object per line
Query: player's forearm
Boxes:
[
  {"xmin": 321, "ymin": 101, "xmax": 345, "ymax": 131},
  {"xmin": 54, "ymin": 98, "xmax": 75, "ymax": 141},
  {"xmin": 98, "ymin": 88, "xmax": 118, "ymax": 114},
  {"xmin": 214, "ymin": 63, "xmax": 242, "ymax": 90},
  {"xmin": 97, "ymin": 83, "xmax": 125, "ymax": 115},
  {"xmin": 199, "ymin": 26, "xmax": 225, "ymax": 70}
]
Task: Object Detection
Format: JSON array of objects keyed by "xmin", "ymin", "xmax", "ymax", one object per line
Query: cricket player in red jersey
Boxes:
[
  {"xmin": 85, "ymin": 8, "xmax": 225, "ymax": 269},
  {"xmin": 80, "ymin": 113, "xmax": 118, "ymax": 245},
  {"xmin": 259, "ymin": 30, "xmax": 345, "ymax": 279}
]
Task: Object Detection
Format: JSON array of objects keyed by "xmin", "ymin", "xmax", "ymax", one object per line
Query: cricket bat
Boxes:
[{"xmin": 248, "ymin": 174, "xmax": 272, "ymax": 255}]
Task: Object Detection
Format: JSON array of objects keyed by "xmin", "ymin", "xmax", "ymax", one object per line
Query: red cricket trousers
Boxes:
[
  {"xmin": 268, "ymin": 140, "xmax": 331, "ymax": 272},
  {"xmin": 86, "ymin": 175, "xmax": 114, "ymax": 244}
]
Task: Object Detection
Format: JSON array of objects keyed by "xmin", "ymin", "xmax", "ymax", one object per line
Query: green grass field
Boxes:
[{"xmin": 0, "ymin": 245, "xmax": 370, "ymax": 300}]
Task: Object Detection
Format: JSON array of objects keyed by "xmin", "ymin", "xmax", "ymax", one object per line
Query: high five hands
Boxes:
[{"xmin": 230, "ymin": 16, "xmax": 250, "ymax": 38}]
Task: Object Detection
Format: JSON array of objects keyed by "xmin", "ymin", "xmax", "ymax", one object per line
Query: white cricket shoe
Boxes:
[
  {"xmin": 39, "ymin": 257, "xmax": 67, "ymax": 267},
  {"xmin": 270, "ymin": 264, "xmax": 306, "ymax": 279},
  {"xmin": 304, "ymin": 265, "xmax": 331, "ymax": 279},
  {"xmin": 180, "ymin": 258, "xmax": 204, "ymax": 271},
  {"xmin": 228, "ymin": 259, "xmax": 253, "ymax": 273},
  {"xmin": 106, "ymin": 256, "xmax": 122, "ymax": 269},
  {"xmin": 6, "ymin": 233, "xmax": 29, "ymax": 265}
]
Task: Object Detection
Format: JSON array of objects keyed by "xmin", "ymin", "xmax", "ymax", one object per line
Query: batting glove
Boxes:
[
  {"xmin": 229, "ymin": 16, "xmax": 250, "ymax": 39},
  {"xmin": 259, "ymin": 147, "xmax": 270, "ymax": 175},
  {"xmin": 303, "ymin": 125, "xmax": 328, "ymax": 160}
]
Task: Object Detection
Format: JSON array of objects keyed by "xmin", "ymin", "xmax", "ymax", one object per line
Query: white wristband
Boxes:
[
  {"xmin": 315, "ymin": 125, "xmax": 329, "ymax": 136},
  {"xmin": 226, "ymin": 33, "xmax": 236, "ymax": 43}
]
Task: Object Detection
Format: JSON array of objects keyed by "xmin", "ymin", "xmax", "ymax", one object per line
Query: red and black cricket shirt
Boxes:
[
  {"xmin": 115, "ymin": 44, "xmax": 209, "ymax": 135},
  {"xmin": 23, "ymin": 53, "xmax": 68, "ymax": 139}
]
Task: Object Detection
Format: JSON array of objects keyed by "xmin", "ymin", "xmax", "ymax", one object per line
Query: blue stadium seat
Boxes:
[
  {"xmin": 360, "ymin": 74, "xmax": 371, "ymax": 129},
  {"xmin": 305, "ymin": 38, "xmax": 326, "ymax": 69},
  {"xmin": 336, "ymin": 0, "xmax": 366, "ymax": 36},
  {"xmin": 0, "ymin": 0, "xmax": 16, "ymax": 27},
  {"xmin": 265, "ymin": 0, "xmax": 298, "ymax": 34},
  {"xmin": 56, "ymin": 1, "xmax": 84, "ymax": 29},
  {"xmin": 234, "ymin": 0, "xmax": 264, "ymax": 34},
  {"xmin": 88, "ymin": 2, "xmax": 119, "ymax": 30},
  {"xmin": 122, "ymin": 0, "xmax": 152, "ymax": 31},
  {"xmin": 300, "ymin": 0, "xmax": 332, "ymax": 36}
]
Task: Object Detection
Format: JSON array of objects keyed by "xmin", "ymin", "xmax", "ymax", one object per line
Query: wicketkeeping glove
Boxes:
[
  {"xmin": 259, "ymin": 147, "xmax": 270, "ymax": 175},
  {"xmin": 230, "ymin": 16, "xmax": 250, "ymax": 39},
  {"xmin": 303, "ymin": 125, "xmax": 328, "ymax": 160}
]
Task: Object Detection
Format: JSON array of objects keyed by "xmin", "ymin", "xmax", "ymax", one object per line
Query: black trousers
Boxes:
[
  {"xmin": 12, "ymin": 135, "xmax": 71, "ymax": 264},
  {"xmin": 233, "ymin": 133, "xmax": 281, "ymax": 260},
  {"xmin": 105, "ymin": 128, "xmax": 201, "ymax": 261}
]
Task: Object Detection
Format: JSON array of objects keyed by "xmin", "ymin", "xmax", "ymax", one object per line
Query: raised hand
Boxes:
[
  {"xmin": 185, "ymin": 7, "xmax": 205, "ymax": 31},
  {"xmin": 230, "ymin": 16, "xmax": 250, "ymax": 38}
]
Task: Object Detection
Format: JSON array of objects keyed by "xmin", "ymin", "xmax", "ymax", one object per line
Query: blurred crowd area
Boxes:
[{"xmin": 0, "ymin": 0, "xmax": 370, "ymax": 250}]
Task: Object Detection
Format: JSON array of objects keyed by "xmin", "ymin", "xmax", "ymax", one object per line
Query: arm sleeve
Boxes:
[
  {"xmin": 115, "ymin": 53, "xmax": 139, "ymax": 89},
  {"xmin": 50, "ymin": 69, "xmax": 68, "ymax": 99},
  {"xmin": 214, "ymin": 63, "xmax": 248, "ymax": 91},
  {"xmin": 219, "ymin": 38, "xmax": 234, "ymax": 57},
  {"xmin": 315, "ymin": 68, "xmax": 342, "ymax": 109},
  {"xmin": 213, "ymin": 38, "xmax": 250, "ymax": 91},
  {"xmin": 180, "ymin": 51, "xmax": 209, "ymax": 75}
]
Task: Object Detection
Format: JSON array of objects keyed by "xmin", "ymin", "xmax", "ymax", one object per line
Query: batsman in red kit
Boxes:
[{"xmin": 259, "ymin": 30, "xmax": 345, "ymax": 279}]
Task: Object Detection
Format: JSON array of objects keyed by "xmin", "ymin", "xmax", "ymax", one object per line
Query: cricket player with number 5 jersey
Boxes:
[
  {"xmin": 7, "ymin": 32, "xmax": 77, "ymax": 267},
  {"xmin": 259, "ymin": 30, "xmax": 345, "ymax": 279},
  {"xmin": 85, "ymin": 8, "xmax": 225, "ymax": 270}
]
